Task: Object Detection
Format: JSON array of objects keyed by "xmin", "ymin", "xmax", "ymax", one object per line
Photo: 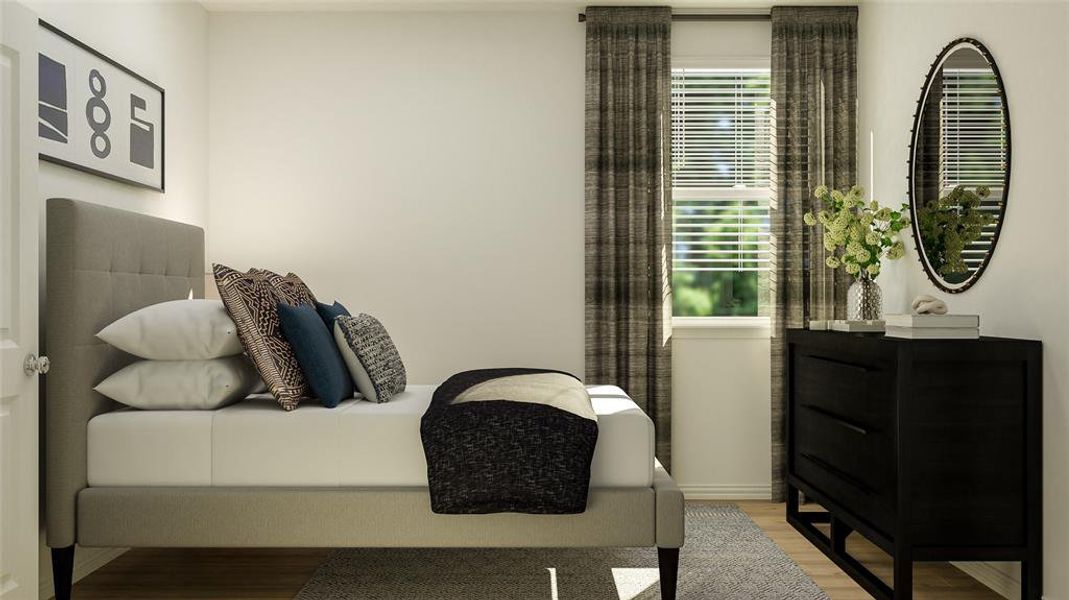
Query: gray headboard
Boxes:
[{"xmin": 45, "ymin": 198, "xmax": 204, "ymax": 548}]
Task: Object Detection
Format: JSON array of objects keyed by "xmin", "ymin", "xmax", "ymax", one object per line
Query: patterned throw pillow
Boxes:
[
  {"xmin": 333, "ymin": 314, "xmax": 406, "ymax": 403},
  {"xmin": 256, "ymin": 269, "xmax": 318, "ymax": 306},
  {"xmin": 213, "ymin": 264, "xmax": 312, "ymax": 411}
]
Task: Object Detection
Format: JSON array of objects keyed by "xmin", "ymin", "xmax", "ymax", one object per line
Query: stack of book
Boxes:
[
  {"xmin": 829, "ymin": 320, "xmax": 885, "ymax": 333},
  {"xmin": 884, "ymin": 313, "xmax": 980, "ymax": 339}
]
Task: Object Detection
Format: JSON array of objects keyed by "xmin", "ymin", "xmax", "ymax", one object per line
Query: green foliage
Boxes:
[
  {"xmin": 916, "ymin": 185, "xmax": 995, "ymax": 279},
  {"xmin": 671, "ymin": 195, "xmax": 769, "ymax": 317},
  {"xmin": 672, "ymin": 270, "xmax": 764, "ymax": 317},
  {"xmin": 803, "ymin": 186, "xmax": 910, "ymax": 280}
]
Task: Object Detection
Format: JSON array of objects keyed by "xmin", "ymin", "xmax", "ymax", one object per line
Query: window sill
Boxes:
[{"xmin": 672, "ymin": 316, "xmax": 771, "ymax": 340}]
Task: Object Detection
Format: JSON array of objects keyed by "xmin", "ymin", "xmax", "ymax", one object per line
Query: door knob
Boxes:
[{"xmin": 24, "ymin": 354, "xmax": 50, "ymax": 376}]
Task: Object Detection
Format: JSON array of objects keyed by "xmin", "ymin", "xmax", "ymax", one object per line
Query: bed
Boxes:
[{"xmin": 44, "ymin": 198, "xmax": 685, "ymax": 599}]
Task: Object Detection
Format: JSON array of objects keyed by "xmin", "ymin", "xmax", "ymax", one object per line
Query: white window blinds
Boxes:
[
  {"xmin": 940, "ymin": 68, "xmax": 1006, "ymax": 190},
  {"xmin": 940, "ymin": 68, "xmax": 1006, "ymax": 270},
  {"xmin": 670, "ymin": 68, "xmax": 772, "ymax": 317}
]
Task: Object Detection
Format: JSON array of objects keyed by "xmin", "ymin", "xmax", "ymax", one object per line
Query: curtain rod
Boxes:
[{"xmin": 577, "ymin": 12, "xmax": 771, "ymax": 23}]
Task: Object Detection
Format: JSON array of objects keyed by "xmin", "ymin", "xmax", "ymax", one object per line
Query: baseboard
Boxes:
[
  {"xmin": 680, "ymin": 484, "xmax": 772, "ymax": 500},
  {"xmin": 953, "ymin": 561, "xmax": 1020, "ymax": 600},
  {"xmin": 38, "ymin": 546, "xmax": 127, "ymax": 600}
]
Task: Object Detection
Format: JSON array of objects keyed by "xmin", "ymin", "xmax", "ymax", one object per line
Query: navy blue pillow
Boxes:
[
  {"xmin": 277, "ymin": 303, "xmax": 354, "ymax": 408},
  {"xmin": 316, "ymin": 301, "xmax": 351, "ymax": 331}
]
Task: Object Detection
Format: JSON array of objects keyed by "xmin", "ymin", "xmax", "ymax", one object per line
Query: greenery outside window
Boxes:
[{"xmin": 671, "ymin": 67, "xmax": 772, "ymax": 317}]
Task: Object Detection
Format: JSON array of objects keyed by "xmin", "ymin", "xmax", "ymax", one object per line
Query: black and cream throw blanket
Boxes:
[{"xmin": 420, "ymin": 368, "xmax": 599, "ymax": 515}]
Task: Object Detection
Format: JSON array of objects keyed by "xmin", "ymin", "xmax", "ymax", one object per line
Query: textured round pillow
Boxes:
[{"xmin": 333, "ymin": 313, "xmax": 406, "ymax": 403}]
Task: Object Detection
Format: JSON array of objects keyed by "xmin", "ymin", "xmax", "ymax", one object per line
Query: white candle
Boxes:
[{"xmin": 869, "ymin": 130, "xmax": 875, "ymax": 194}]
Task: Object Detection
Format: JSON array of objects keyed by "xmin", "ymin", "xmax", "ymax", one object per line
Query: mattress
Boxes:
[{"xmin": 87, "ymin": 384, "xmax": 654, "ymax": 488}]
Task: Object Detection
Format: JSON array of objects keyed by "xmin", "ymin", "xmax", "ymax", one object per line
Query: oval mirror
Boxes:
[{"xmin": 909, "ymin": 38, "xmax": 1009, "ymax": 293}]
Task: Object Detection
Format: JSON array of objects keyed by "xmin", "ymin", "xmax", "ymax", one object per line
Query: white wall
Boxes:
[
  {"xmin": 26, "ymin": 1, "xmax": 210, "ymax": 596},
  {"xmin": 208, "ymin": 11, "xmax": 586, "ymax": 384},
  {"xmin": 672, "ymin": 326, "xmax": 771, "ymax": 498},
  {"xmin": 858, "ymin": 2, "xmax": 1069, "ymax": 597}
]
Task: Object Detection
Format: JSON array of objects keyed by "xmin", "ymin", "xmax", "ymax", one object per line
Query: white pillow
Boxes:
[
  {"xmin": 94, "ymin": 356, "xmax": 261, "ymax": 410},
  {"xmin": 97, "ymin": 299, "xmax": 243, "ymax": 359}
]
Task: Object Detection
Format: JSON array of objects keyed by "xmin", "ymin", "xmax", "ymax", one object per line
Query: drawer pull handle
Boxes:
[
  {"xmin": 801, "ymin": 452, "xmax": 875, "ymax": 495},
  {"xmin": 801, "ymin": 354, "xmax": 873, "ymax": 374},
  {"xmin": 801, "ymin": 404, "xmax": 871, "ymax": 435}
]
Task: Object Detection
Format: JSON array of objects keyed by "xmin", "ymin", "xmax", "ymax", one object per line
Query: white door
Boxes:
[{"xmin": 0, "ymin": 1, "xmax": 40, "ymax": 598}]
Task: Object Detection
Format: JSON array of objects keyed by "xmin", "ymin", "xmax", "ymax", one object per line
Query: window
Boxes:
[
  {"xmin": 939, "ymin": 67, "xmax": 1006, "ymax": 273},
  {"xmin": 671, "ymin": 67, "xmax": 772, "ymax": 317}
]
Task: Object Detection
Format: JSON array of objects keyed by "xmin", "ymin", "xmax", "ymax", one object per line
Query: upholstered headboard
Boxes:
[{"xmin": 45, "ymin": 198, "xmax": 204, "ymax": 548}]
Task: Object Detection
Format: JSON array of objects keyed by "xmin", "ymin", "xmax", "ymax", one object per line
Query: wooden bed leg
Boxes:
[
  {"xmin": 657, "ymin": 547, "xmax": 680, "ymax": 600},
  {"xmin": 51, "ymin": 545, "xmax": 75, "ymax": 600}
]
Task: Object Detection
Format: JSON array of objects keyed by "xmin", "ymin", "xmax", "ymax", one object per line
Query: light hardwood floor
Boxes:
[
  {"xmin": 737, "ymin": 501, "xmax": 1003, "ymax": 600},
  {"xmin": 67, "ymin": 501, "xmax": 1003, "ymax": 599}
]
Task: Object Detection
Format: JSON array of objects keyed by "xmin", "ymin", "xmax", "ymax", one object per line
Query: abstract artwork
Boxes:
[{"xmin": 37, "ymin": 21, "xmax": 164, "ymax": 191}]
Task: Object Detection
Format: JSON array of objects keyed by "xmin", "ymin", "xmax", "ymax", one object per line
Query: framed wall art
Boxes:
[{"xmin": 37, "ymin": 20, "xmax": 164, "ymax": 191}]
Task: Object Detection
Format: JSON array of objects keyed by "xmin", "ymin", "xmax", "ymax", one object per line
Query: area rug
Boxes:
[{"xmin": 295, "ymin": 504, "xmax": 829, "ymax": 599}]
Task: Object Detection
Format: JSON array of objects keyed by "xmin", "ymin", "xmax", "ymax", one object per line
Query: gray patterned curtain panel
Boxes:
[
  {"xmin": 583, "ymin": 6, "xmax": 674, "ymax": 470},
  {"xmin": 770, "ymin": 6, "xmax": 858, "ymax": 501}
]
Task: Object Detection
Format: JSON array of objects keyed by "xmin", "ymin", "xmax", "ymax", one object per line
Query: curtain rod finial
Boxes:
[{"xmin": 578, "ymin": 13, "xmax": 586, "ymax": 22}]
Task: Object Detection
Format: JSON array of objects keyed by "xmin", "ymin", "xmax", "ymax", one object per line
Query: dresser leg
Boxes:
[
  {"xmin": 1021, "ymin": 559, "xmax": 1042, "ymax": 600},
  {"xmin": 893, "ymin": 553, "xmax": 912, "ymax": 600},
  {"xmin": 786, "ymin": 484, "xmax": 799, "ymax": 517},
  {"xmin": 830, "ymin": 517, "xmax": 852, "ymax": 555}
]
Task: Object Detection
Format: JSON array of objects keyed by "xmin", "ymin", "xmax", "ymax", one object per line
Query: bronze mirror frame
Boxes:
[{"xmin": 908, "ymin": 37, "xmax": 1011, "ymax": 294}]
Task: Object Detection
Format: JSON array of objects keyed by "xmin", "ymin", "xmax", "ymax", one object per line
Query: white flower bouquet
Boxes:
[{"xmin": 803, "ymin": 186, "xmax": 910, "ymax": 280}]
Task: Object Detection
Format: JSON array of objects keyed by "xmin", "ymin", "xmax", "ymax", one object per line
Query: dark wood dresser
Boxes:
[{"xmin": 785, "ymin": 329, "xmax": 1042, "ymax": 600}]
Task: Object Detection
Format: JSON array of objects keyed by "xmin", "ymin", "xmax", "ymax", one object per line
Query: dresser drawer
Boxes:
[
  {"xmin": 791, "ymin": 366, "xmax": 896, "ymax": 536},
  {"xmin": 794, "ymin": 452, "xmax": 895, "ymax": 536},
  {"xmin": 794, "ymin": 405, "xmax": 893, "ymax": 494},
  {"xmin": 793, "ymin": 353, "xmax": 893, "ymax": 431}
]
